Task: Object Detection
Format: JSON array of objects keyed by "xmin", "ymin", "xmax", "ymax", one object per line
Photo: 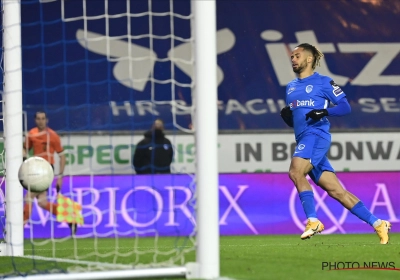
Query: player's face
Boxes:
[
  {"xmin": 35, "ymin": 113, "xmax": 47, "ymax": 130},
  {"xmin": 291, "ymin": 47, "xmax": 309, "ymax": 74},
  {"xmin": 153, "ymin": 119, "xmax": 164, "ymax": 130}
]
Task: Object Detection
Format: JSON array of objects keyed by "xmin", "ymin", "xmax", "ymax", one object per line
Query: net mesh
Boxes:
[
  {"xmin": 0, "ymin": 0, "xmax": 197, "ymax": 277},
  {"xmin": 0, "ymin": 101, "xmax": 5, "ymax": 242}
]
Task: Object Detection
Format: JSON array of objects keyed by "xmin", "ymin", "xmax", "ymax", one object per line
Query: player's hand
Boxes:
[
  {"xmin": 56, "ymin": 177, "xmax": 63, "ymax": 193},
  {"xmin": 305, "ymin": 109, "xmax": 328, "ymax": 120},
  {"xmin": 56, "ymin": 183, "xmax": 61, "ymax": 193},
  {"xmin": 280, "ymin": 106, "xmax": 292, "ymax": 118},
  {"xmin": 280, "ymin": 106, "xmax": 293, "ymax": 127}
]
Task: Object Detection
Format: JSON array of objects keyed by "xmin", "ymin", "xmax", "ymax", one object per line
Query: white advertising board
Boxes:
[{"xmin": 56, "ymin": 132, "xmax": 400, "ymax": 175}]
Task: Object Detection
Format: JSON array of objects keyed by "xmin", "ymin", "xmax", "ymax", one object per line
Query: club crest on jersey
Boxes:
[
  {"xmin": 288, "ymin": 87, "xmax": 295, "ymax": 95},
  {"xmin": 305, "ymin": 85, "xmax": 313, "ymax": 93},
  {"xmin": 330, "ymin": 80, "xmax": 343, "ymax": 97}
]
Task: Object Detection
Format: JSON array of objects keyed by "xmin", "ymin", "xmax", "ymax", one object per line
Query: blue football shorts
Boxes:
[{"xmin": 293, "ymin": 132, "xmax": 335, "ymax": 184}]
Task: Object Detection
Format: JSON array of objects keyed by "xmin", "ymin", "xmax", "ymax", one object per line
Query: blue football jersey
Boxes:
[{"xmin": 286, "ymin": 72, "xmax": 346, "ymax": 140}]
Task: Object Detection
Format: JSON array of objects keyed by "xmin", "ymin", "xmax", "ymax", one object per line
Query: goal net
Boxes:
[{"xmin": 0, "ymin": 0, "xmax": 219, "ymax": 279}]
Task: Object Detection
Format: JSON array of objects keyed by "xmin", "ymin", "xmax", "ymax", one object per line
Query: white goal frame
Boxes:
[
  {"xmin": 2, "ymin": 0, "xmax": 24, "ymax": 258},
  {"xmin": 2, "ymin": 0, "xmax": 219, "ymax": 279}
]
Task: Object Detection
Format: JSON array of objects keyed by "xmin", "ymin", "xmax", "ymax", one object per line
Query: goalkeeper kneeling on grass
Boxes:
[
  {"xmin": 280, "ymin": 43, "xmax": 391, "ymax": 244},
  {"xmin": 23, "ymin": 111, "xmax": 77, "ymax": 236}
]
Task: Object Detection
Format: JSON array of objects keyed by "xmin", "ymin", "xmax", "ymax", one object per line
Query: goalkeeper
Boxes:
[
  {"xmin": 23, "ymin": 111, "xmax": 76, "ymax": 236},
  {"xmin": 280, "ymin": 43, "xmax": 391, "ymax": 244}
]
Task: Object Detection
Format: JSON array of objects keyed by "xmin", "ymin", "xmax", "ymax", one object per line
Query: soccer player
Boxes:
[
  {"xmin": 280, "ymin": 43, "xmax": 391, "ymax": 244},
  {"xmin": 23, "ymin": 111, "xmax": 76, "ymax": 235}
]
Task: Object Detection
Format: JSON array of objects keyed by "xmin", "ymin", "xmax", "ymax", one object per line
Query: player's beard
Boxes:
[
  {"xmin": 36, "ymin": 123, "xmax": 47, "ymax": 131},
  {"xmin": 292, "ymin": 60, "xmax": 307, "ymax": 74}
]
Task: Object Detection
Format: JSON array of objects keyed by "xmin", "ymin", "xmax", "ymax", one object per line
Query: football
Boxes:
[{"xmin": 18, "ymin": 157, "xmax": 54, "ymax": 192}]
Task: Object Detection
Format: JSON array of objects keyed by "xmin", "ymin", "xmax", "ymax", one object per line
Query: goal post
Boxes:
[
  {"xmin": 192, "ymin": 0, "xmax": 220, "ymax": 279},
  {"xmin": 2, "ymin": 0, "xmax": 24, "ymax": 257}
]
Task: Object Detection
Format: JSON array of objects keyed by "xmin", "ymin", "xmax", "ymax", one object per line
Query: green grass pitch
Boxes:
[{"xmin": 0, "ymin": 234, "xmax": 399, "ymax": 280}]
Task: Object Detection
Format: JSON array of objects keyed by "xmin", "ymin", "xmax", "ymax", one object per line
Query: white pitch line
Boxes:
[
  {"xmin": 27, "ymin": 246, "xmax": 193, "ymax": 251},
  {"xmin": 22, "ymin": 255, "xmax": 133, "ymax": 269}
]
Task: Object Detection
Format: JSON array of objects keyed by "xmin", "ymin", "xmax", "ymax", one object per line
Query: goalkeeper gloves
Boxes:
[{"xmin": 305, "ymin": 109, "xmax": 328, "ymax": 121}]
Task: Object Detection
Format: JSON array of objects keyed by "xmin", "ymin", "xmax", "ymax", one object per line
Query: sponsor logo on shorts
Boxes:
[{"xmin": 298, "ymin": 144, "xmax": 305, "ymax": 150}]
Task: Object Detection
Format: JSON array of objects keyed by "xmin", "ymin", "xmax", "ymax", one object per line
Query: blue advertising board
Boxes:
[
  {"xmin": 1, "ymin": 0, "xmax": 399, "ymax": 130},
  {"xmin": 9, "ymin": 172, "xmax": 400, "ymax": 238}
]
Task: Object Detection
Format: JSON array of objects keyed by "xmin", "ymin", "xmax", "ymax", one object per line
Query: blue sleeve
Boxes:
[
  {"xmin": 327, "ymin": 97, "xmax": 351, "ymax": 117},
  {"xmin": 322, "ymin": 78, "xmax": 346, "ymax": 105}
]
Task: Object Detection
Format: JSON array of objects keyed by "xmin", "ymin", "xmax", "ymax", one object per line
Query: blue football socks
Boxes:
[
  {"xmin": 350, "ymin": 201, "xmax": 379, "ymax": 226},
  {"xmin": 299, "ymin": 190, "xmax": 317, "ymax": 219}
]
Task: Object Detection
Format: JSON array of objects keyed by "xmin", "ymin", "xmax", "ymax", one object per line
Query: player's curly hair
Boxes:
[{"xmin": 296, "ymin": 43, "xmax": 324, "ymax": 70}]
